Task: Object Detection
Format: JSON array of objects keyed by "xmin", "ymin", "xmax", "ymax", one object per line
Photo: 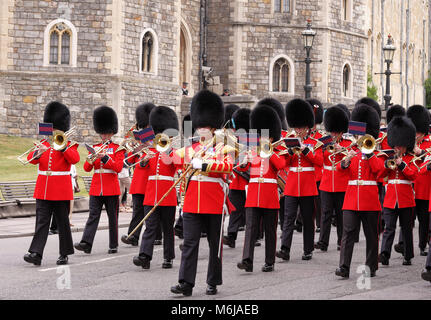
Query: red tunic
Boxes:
[
  {"xmin": 310, "ymin": 130, "xmax": 323, "ymax": 182},
  {"xmin": 28, "ymin": 140, "xmax": 80, "ymax": 201},
  {"xmin": 413, "ymin": 136, "xmax": 431, "ymax": 200},
  {"xmin": 84, "ymin": 141, "xmax": 125, "ymax": 196},
  {"xmin": 283, "ymin": 136, "xmax": 323, "ymax": 197},
  {"xmin": 245, "ymin": 151, "xmax": 286, "ymax": 209},
  {"xmin": 379, "ymin": 154, "xmax": 417, "ymax": 209},
  {"xmin": 142, "ymin": 148, "xmax": 179, "ymax": 207},
  {"xmin": 178, "ymin": 142, "xmax": 234, "ymax": 214},
  {"xmin": 319, "ymin": 138, "xmax": 351, "ymax": 193},
  {"xmin": 128, "ymin": 153, "xmax": 149, "ymax": 195},
  {"xmin": 338, "ymin": 152, "xmax": 385, "ymax": 211}
]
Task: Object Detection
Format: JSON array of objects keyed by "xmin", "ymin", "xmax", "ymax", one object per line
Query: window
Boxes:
[
  {"xmin": 43, "ymin": 19, "xmax": 77, "ymax": 67},
  {"xmin": 274, "ymin": 0, "xmax": 290, "ymax": 13},
  {"xmin": 272, "ymin": 58, "xmax": 290, "ymax": 92},
  {"xmin": 341, "ymin": 0, "xmax": 352, "ymax": 21},
  {"xmin": 342, "ymin": 63, "xmax": 353, "ymax": 98},
  {"xmin": 139, "ymin": 28, "xmax": 158, "ymax": 74},
  {"xmin": 48, "ymin": 23, "xmax": 71, "ymax": 65}
]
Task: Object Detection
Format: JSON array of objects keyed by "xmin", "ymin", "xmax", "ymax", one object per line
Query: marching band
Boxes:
[{"xmin": 22, "ymin": 92, "xmax": 431, "ymax": 296}]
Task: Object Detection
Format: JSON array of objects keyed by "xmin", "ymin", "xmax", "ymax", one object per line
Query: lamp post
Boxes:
[
  {"xmin": 376, "ymin": 35, "xmax": 401, "ymax": 111},
  {"xmin": 299, "ymin": 20, "xmax": 320, "ymax": 99}
]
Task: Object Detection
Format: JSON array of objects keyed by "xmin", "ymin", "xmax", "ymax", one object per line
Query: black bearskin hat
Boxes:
[
  {"xmin": 407, "ymin": 105, "xmax": 430, "ymax": 134},
  {"xmin": 251, "ymin": 105, "xmax": 281, "ymax": 141},
  {"xmin": 224, "ymin": 104, "xmax": 240, "ymax": 129},
  {"xmin": 324, "ymin": 106, "xmax": 349, "ymax": 133},
  {"xmin": 43, "ymin": 101, "xmax": 70, "ymax": 132},
  {"xmin": 149, "ymin": 106, "xmax": 179, "ymax": 135},
  {"xmin": 232, "ymin": 108, "xmax": 251, "ymax": 132},
  {"xmin": 182, "ymin": 113, "xmax": 195, "ymax": 138},
  {"xmin": 136, "ymin": 103, "xmax": 156, "ymax": 129},
  {"xmin": 307, "ymin": 98, "xmax": 324, "ymax": 125},
  {"xmin": 387, "ymin": 116, "xmax": 416, "ymax": 152},
  {"xmin": 351, "ymin": 103, "xmax": 380, "ymax": 139},
  {"xmin": 356, "ymin": 97, "xmax": 381, "ymax": 120},
  {"xmin": 257, "ymin": 97, "xmax": 288, "ymax": 130},
  {"xmin": 285, "ymin": 99, "xmax": 315, "ymax": 129},
  {"xmin": 333, "ymin": 103, "xmax": 350, "ymax": 120},
  {"xmin": 190, "ymin": 90, "xmax": 224, "ymax": 129},
  {"xmin": 93, "ymin": 106, "xmax": 118, "ymax": 134},
  {"xmin": 386, "ymin": 104, "xmax": 405, "ymax": 125}
]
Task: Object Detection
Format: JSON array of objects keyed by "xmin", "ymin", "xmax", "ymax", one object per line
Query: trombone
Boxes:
[
  {"xmin": 17, "ymin": 140, "xmax": 47, "ymax": 165},
  {"xmin": 52, "ymin": 126, "xmax": 76, "ymax": 151},
  {"xmin": 87, "ymin": 140, "xmax": 110, "ymax": 163}
]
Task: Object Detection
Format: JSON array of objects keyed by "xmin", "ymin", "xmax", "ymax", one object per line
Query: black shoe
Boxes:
[
  {"xmin": 261, "ymin": 263, "xmax": 274, "ymax": 272},
  {"xmin": 379, "ymin": 252, "xmax": 389, "ymax": 266},
  {"xmin": 162, "ymin": 259, "xmax": 173, "ymax": 269},
  {"xmin": 295, "ymin": 224, "xmax": 303, "ymax": 233},
  {"xmin": 337, "ymin": 245, "xmax": 341, "ymax": 251},
  {"xmin": 121, "ymin": 235, "xmax": 138, "ymax": 246},
  {"xmin": 302, "ymin": 252, "xmax": 313, "ymax": 260},
  {"xmin": 133, "ymin": 255, "xmax": 150, "ymax": 269},
  {"xmin": 49, "ymin": 229, "xmax": 58, "ymax": 235},
  {"xmin": 56, "ymin": 255, "xmax": 68, "ymax": 265},
  {"xmin": 174, "ymin": 227, "xmax": 184, "ymax": 239},
  {"xmin": 394, "ymin": 243, "xmax": 404, "ymax": 255},
  {"xmin": 331, "ymin": 217, "xmax": 337, "ymax": 227},
  {"xmin": 237, "ymin": 260, "xmax": 253, "ymax": 272},
  {"xmin": 201, "ymin": 232, "xmax": 207, "ymax": 238},
  {"xmin": 335, "ymin": 266, "xmax": 350, "ymax": 278},
  {"xmin": 369, "ymin": 270, "xmax": 376, "ymax": 277},
  {"xmin": 420, "ymin": 249, "xmax": 428, "ymax": 256},
  {"xmin": 179, "ymin": 243, "xmax": 184, "ymax": 251},
  {"xmin": 314, "ymin": 242, "xmax": 327, "ymax": 252},
  {"xmin": 238, "ymin": 226, "xmax": 245, "ymax": 232},
  {"xmin": 171, "ymin": 282, "xmax": 193, "ymax": 296},
  {"xmin": 154, "ymin": 239, "xmax": 162, "ymax": 246},
  {"xmin": 108, "ymin": 248, "xmax": 117, "ymax": 254},
  {"xmin": 421, "ymin": 268, "xmax": 431, "ymax": 282},
  {"xmin": 223, "ymin": 236, "xmax": 235, "ymax": 248},
  {"xmin": 276, "ymin": 249, "xmax": 290, "ymax": 261},
  {"xmin": 254, "ymin": 240, "xmax": 261, "ymax": 247},
  {"xmin": 23, "ymin": 252, "xmax": 42, "ymax": 266},
  {"xmin": 74, "ymin": 242, "xmax": 91, "ymax": 254},
  {"xmin": 206, "ymin": 284, "xmax": 217, "ymax": 295},
  {"xmin": 402, "ymin": 259, "xmax": 412, "ymax": 266},
  {"xmin": 315, "ymin": 227, "xmax": 320, "ymax": 233}
]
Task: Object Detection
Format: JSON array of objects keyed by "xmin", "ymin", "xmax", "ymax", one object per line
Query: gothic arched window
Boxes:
[
  {"xmin": 49, "ymin": 23, "xmax": 72, "ymax": 65},
  {"xmin": 343, "ymin": 63, "xmax": 352, "ymax": 97},
  {"xmin": 139, "ymin": 29, "xmax": 158, "ymax": 74},
  {"xmin": 274, "ymin": 0, "xmax": 291, "ymax": 13},
  {"xmin": 272, "ymin": 58, "xmax": 290, "ymax": 92}
]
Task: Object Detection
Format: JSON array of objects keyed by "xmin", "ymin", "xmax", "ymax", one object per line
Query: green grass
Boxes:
[{"xmin": 0, "ymin": 134, "xmax": 90, "ymax": 197}]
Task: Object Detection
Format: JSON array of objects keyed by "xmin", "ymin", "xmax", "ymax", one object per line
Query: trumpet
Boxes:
[
  {"xmin": 386, "ymin": 158, "xmax": 398, "ymax": 170},
  {"xmin": 87, "ymin": 140, "xmax": 110, "ymax": 163},
  {"xmin": 52, "ymin": 126, "xmax": 76, "ymax": 151},
  {"xmin": 17, "ymin": 140, "xmax": 47, "ymax": 165},
  {"xmin": 357, "ymin": 134, "xmax": 376, "ymax": 154}
]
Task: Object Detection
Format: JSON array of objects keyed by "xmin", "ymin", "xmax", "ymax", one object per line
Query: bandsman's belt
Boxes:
[
  {"xmin": 94, "ymin": 169, "xmax": 117, "ymax": 174},
  {"xmin": 190, "ymin": 176, "xmax": 224, "ymax": 184},
  {"xmin": 289, "ymin": 167, "xmax": 315, "ymax": 173},
  {"xmin": 323, "ymin": 165, "xmax": 337, "ymax": 171},
  {"xmin": 38, "ymin": 170, "xmax": 71, "ymax": 176},
  {"xmin": 249, "ymin": 178, "xmax": 278, "ymax": 184},
  {"xmin": 387, "ymin": 179, "xmax": 412, "ymax": 185},
  {"xmin": 148, "ymin": 175, "xmax": 175, "ymax": 181},
  {"xmin": 348, "ymin": 180, "xmax": 377, "ymax": 186}
]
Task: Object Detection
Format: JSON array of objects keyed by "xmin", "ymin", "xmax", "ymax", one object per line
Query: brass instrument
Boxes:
[
  {"xmin": 386, "ymin": 158, "xmax": 398, "ymax": 170},
  {"xmin": 87, "ymin": 140, "xmax": 110, "ymax": 163},
  {"xmin": 410, "ymin": 147, "xmax": 431, "ymax": 169},
  {"xmin": 357, "ymin": 134, "xmax": 376, "ymax": 154},
  {"xmin": 17, "ymin": 140, "xmax": 47, "ymax": 165},
  {"xmin": 52, "ymin": 126, "xmax": 77, "ymax": 151}
]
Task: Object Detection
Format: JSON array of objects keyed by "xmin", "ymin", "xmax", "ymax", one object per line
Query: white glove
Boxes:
[{"xmin": 192, "ymin": 158, "xmax": 203, "ymax": 170}]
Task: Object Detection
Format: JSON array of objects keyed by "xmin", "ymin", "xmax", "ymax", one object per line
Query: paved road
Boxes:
[{"xmin": 1, "ymin": 219, "xmax": 430, "ymax": 300}]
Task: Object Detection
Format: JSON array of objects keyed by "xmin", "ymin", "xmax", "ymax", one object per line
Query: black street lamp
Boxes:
[
  {"xmin": 376, "ymin": 35, "xmax": 401, "ymax": 111},
  {"xmin": 298, "ymin": 20, "xmax": 321, "ymax": 99}
]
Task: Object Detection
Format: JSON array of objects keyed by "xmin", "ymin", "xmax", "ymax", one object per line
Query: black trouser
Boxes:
[
  {"xmin": 425, "ymin": 213, "xmax": 431, "ymax": 268},
  {"xmin": 242, "ymin": 207, "xmax": 278, "ymax": 265},
  {"xmin": 82, "ymin": 195, "xmax": 119, "ymax": 249},
  {"xmin": 339, "ymin": 210, "xmax": 379, "ymax": 272},
  {"xmin": 281, "ymin": 196, "xmax": 315, "ymax": 254},
  {"xmin": 377, "ymin": 182, "xmax": 385, "ymax": 233},
  {"xmin": 227, "ymin": 190, "xmax": 246, "ymax": 240},
  {"xmin": 50, "ymin": 215, "xmax": 57, "ymax": 231},
  {"xmin": 416, "ymin": 199, "xmax": 430, "ymax": 250},
  {"xmin": 381, "ymin": 207, "xmax": 414, "ymax": 260},
  {"xmin": 178, "ymin": 212, "xmax": 223, "ymax": 287},
  {"xmin": 127, "ymin": 194, "xmax": 145, "ymax": 241},
  {"xmin": 139, "ymin": 206, "xmax": 175, "ymax": 260},
  {"xmin": 315, "ymin": 181, "xmax": 322, "ymax": 229},
  {"xmin": 278, "ymin": 196, "xmax": 285, "ymax": 231},
  {"xmin": 319, "ymin": 191, "xmax": 344, "ymax": 247},
  {"xmin": 29, "ymin": 199, "xmax": 74, "ymax": 257}
]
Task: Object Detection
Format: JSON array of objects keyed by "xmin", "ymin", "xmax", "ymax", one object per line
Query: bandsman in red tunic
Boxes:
[
  {"xmin": 223, "ymin": 107, "xmax": 251, "ymax": 249},
  {"xmin": 74, "ymin": 106, "xmax": 125, "ymax": 254},
  {"xmin": 379, "ymin": 116, "xmax": 417, "ymax": 266},
  {"xmin": 335, "ymin": 104, "xmax": 385, "ymax": 278},
  {"xmin": 121, "ymin": 103, "xmax": 155, "ymax": 247},
  {"xmin": 170, "ymin": 90, "xmax": 234, "ymax": 297},
  {"xmin": 24, "ymin": 102, "xmax": 80, "ymax": 266},
  {"xmin": 315, "ymin": 105, "xmax": 351, "ymax": 252},
  {"xmin": 132, "ymin": 106, "xmax": 179, "ymax": 269},
  {"xmin": 237, "ymin": 105, "xmax": 285, "ymax": 273},
  {"xmin": 277, "ymin": 99, "xmax": 323, "ymax": 261}
]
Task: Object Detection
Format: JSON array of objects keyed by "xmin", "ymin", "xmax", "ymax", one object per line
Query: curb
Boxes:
[{"xmin": 0, "ymin": 223, "xmax": 129, "ymax": 239}]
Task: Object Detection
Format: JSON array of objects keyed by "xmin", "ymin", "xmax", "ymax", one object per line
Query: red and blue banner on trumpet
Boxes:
[
  {"xmin": 237, "ymin": 133, "xmax": 260, "ymax": 148},
  {"xmin": 348, "ymin": 121, "xmax": 367, "ymax": 136},
  {"xmin": 38, "ymin": 123, "xmax": 53, "ymax": 136},
  {"xmin": 319, "ymin": 135, "xmax": 333, "ymax": 147},
  {"xmin": 134, "ymin": 127, "xmax": 155, "ymax": 143}
]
